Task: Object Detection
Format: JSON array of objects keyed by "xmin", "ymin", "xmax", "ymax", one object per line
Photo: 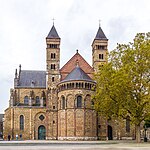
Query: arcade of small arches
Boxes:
[
  {"xmin": 58, "ymin": 81, "xmax": 96, "ymax": 92},
  {"xmin": 23, "ymin": 96, "xmax": 46, "ymax": 106},
  {"xmin": 22, "ymin": 90, "xmax": 46, "ymax": 106}
]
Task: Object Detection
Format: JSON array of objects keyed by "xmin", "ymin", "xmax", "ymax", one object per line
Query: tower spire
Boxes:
[
  {"xmin": 46, "ymin": 22, "xmax": 60, "ymax": 39},
  {"xmin": 94, "ymin": 26, "xmax": 107, "ymax": 40}
]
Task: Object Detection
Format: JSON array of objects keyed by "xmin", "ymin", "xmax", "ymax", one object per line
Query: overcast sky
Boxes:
[{"xmin": 0, "ymin": 0, "xmax": 150, "ymax": 113}]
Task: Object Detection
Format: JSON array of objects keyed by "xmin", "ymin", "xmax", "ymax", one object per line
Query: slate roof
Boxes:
[
  {"xmin": 47, "ymin": 25, "xmax": 60, "ymax": 39},
  {"xmin": 95, "ymin": 26, "xmax": 107, "ymax": 40},
  {"xmin": 61, "ymin": 65, "xmax": 94, "ymax": 83},
  {"xmin": 17, "ymin": 70, "xmax": 46, "ymax": 88}
]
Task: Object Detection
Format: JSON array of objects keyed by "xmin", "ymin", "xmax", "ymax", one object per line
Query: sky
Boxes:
[{"xmin": 0, "ymin": 0, "xmax": 150, "ymax": 113}]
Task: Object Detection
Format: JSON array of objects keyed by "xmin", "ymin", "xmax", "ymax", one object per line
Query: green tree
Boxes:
[
  {"xmin": 144, "ymin": 119, "xmax": 150, "ymax": 128},
  {"xmin": 93, "ymin": 33, "xmax": 150, "ymax": 143}
]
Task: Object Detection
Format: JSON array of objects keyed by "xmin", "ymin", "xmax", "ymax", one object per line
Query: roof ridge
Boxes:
[{"xmin": 21, "ymin": 70, "xmax": 46, "ymax": 72}]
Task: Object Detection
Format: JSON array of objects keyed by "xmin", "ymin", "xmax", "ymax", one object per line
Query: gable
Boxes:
[{"xmin": 60, "ymin": 51, "xmax": 94, "ymax": 80}]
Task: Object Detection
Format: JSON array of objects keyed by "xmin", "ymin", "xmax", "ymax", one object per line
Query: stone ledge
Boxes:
[{"xmin": 58, "ymin": 136, "xmax": 97, "ymax": 141}]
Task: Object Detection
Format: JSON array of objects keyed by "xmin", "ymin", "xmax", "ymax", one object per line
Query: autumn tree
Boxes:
[{"xmin": 93, "ymin": 33, "xmax": 150, "ymax": 143}]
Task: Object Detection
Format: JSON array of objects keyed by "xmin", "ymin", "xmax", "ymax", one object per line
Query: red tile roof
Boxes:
[{"xmin": 60, "ymin": 51, "xmax": 94, "ymax": 80}]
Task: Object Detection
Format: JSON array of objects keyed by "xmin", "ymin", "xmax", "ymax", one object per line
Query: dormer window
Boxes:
[{"xmin": 31, "ymin": 80, "xmax": 35, "ymax": 87}]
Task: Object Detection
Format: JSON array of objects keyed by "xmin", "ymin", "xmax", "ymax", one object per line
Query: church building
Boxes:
[{"xmin": 3, "ymin": 24, "xmax": 134, "ymax": 140}]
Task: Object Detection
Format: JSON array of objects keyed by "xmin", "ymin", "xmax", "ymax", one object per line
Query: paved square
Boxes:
[{"xmin": 0, "ymin": 140, "xmax": 150, "ymax": 150}]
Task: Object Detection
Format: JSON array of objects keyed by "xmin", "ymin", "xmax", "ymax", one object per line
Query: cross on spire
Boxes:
[
  {"xmin": 98, "ymin": 20, "xmax": 101, "ymax": 27},
  {"xmin": 52, "ymin": 18, "xmax": 55, "ymax": 25},
  {"xmin": 99, "ymin": 19, "xmax": 101, "ymax": 27}
]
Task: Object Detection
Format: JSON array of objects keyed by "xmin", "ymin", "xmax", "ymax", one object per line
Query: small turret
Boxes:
[
  {"xmin": 15, "ymin": 69, "xmax": 18, "ymax": 79},
  {"xmin": 14, "ymin": 65, "xmax": 21, "ymax": 87},
  {"xmin": 19, "ymin": 64, "xmax": 21, "ymax": 76}
]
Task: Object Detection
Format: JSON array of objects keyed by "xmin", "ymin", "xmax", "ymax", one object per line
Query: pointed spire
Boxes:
[
  {"xmin": 47, "ymin": 25, "xmax": 60, "ymax": 39},
  {"xmin": 19, "ymin": 64, "xmax": 21, "ymax": 72},
  {"xmin": 15, "ymin": 69, "xmax": 17, "ymax": 78},
  {"xmin": 95, "ymin": 26, "xmax": 107, "ymax": 40}
]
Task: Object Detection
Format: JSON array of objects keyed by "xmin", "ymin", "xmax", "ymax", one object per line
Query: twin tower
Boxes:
[{"xmin": 46, "ymin": 24, "xmax": 108, "ymax": 88}]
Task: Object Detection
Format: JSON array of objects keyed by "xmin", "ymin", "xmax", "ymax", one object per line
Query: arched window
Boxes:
[
  {"xmin": 79, "ymin": 83, "xmax": 81, "ymax": 88},
  {"xmin": 81, "ymin": 83, "xmax": 84, "ymax": 88},
  {"xmin": 43, "ymin": 97, "xmax": 46, "ymax": 106},
  {"xmin": 51, "ymin": 64, "xmax": 55, "ymax": 70},
  {"xmin": 51, "ymin": 53, "xmax": 56, "ymax": 59},
  {"xmin": 20, "ymin": 115, "xmax": 24, "ymax": 130},
  {"xmin": 36, "ymin": 96, "xmax": 40, "ymax": 105},
  {"xmin": 67, "ymin": 84, "xmax": 69, "ymax": 89},
  {"xmin": 62, "ymin": 96, "xmax": 65, "ymax": 109},
  {"xmin": 99, "ymin": 54, "xmax": 104, "ymax": 59},
  {"xmin": 52, "ymin": 77, "xmax": 55, "ymax": 82},
  {"xmin": 85, "ymin": 83, "xmax": 88, "ymax": 89},
  {"xmin": 24, "ymin": 96, "xmax": 29, "ymax": 105},
  {"xmin": 54, "ymin": 53, "xmax": 56, "ymax": 58},
  {"xmin": 77, "ymin": 96, "xmax": 82, "ymax": 108},
  {"xmin": 72, "ymin": 83, "xmax": 74, "ymax": 88},
  {"xmin": 76, "ymin": 83, "xmax": 79, "ymax": 88}
]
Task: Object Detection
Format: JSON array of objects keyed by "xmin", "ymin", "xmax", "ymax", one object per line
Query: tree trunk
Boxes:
[{"xmin": 135, "ymin": 124, "xmax": 141, "ymax": 143}]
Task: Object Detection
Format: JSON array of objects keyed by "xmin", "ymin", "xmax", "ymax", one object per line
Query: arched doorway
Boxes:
[
  {"xmin": 38, "ymin": 125, "xmax": 46, "ymax": 140},
  {"xmin": 107, "ymin": 125, "xmax": 113, "ymax": 140}
]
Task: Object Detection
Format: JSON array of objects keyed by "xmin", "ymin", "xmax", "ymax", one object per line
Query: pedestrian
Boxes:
[
  {"xmin": 20, "ymin": 134, "xmax": 22, "ymax": 140},
  {"xmin": 16, "ymin": 134, "xmax": 18, "ymax": 140},
  {"xmin": 8, "ymin": 134, "xmax": 11, "ymax": 141}
]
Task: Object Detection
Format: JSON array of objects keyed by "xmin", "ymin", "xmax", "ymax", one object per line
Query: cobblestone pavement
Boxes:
[{"xmin": 0, "ymin": 140, "xmax": 150, "ymax": 150}]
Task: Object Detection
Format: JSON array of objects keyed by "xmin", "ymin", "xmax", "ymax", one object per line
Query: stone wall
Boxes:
[
  {"xmin": 4, "ymin": 107, "xmax": 47, "ymax": 140},
  {"xmin": 14, "ymin": 88, "xmax": 46, "ymax": 105},
  {"xmin": 58, "ymin": 88, "xmax": 97, "ymax": 140}
]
